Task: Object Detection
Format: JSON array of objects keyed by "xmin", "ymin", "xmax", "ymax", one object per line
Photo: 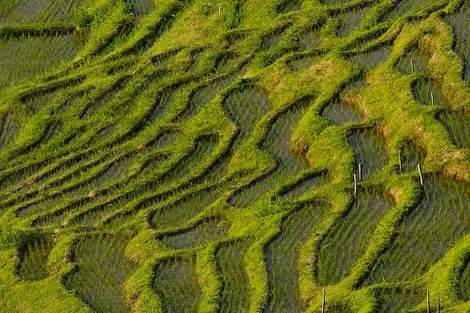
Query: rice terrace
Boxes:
[{"xmin": 1, "ymin": 0, "xmax": 470, "ymax": 312}]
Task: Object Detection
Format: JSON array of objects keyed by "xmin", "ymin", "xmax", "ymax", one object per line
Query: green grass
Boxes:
[{"xmin": 1, "ymin": 0, "xmax": 470, "ymax": 312}]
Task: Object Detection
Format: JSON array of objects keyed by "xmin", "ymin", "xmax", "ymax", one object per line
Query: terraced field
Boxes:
[{"xmin": 1, "ymin": 0, "xmax": 470, "ymax": 312}]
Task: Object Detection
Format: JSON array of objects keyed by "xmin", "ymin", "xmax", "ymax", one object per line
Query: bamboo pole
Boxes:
[
  {"xmin": 411, "ymin": 58, "xmax": 414, "ymax": 74},
  {"xmin": 427, "ymin": 290, "xmax": 430, "ymax": 313},
  {"xmin": 398, "ymin": 150, "xmax": 402, "ymax": 173},
  {"xmin": 437, "ymin": 293, "xmax": 440, "ymax": 313},
  {"xmin": 431, "ymin": 90, "xmax": 434, "ymax": 105},
  {"xmin": 322, "ymin": 288, "xmax": 326, "ymax": 313},
  {"xmin": 354, "ymin": 174, "xmax": 357, "ymax": 196},
  {"xmin": 358, "ymin": 162, "xmax": 363, "ymax": 181},
  {"xmin": 418, "ymin": 163, "xmax": 423, "ymax": 186}
]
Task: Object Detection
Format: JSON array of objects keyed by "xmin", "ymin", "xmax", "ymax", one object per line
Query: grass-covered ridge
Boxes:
[{"xmin": 0, "ymin": 0, "xmax": 470, "ymax": 312}]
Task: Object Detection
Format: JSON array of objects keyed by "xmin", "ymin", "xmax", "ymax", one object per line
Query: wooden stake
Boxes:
[
  {"xmin": 426, "ymin": 290, "xmax": 430, "ymax": 313},
  {"xmin": 418, "ymin": 163, "xmax": 423, "ymax": 186},
  {"xmin": 218, "ymin": 5, "xmax": 221, "ymax": 16},
  {"xmin": 354, "ymin": 174, "xmax": 357, "ymax": 196},
  {"xmin": 431, "ymin": 90, "xmax": 434, "ymax": 105},
  {"xmin": 437, "ymin": 293, "xmax": 440, "ymax": 313},
  {"xmin": 411, "ymin": 58, "xmax": 414, "ymax": 74},
  {"xmin": 322, "ymin": 288, "xmax": 326, "ymax": 313},
  {"xmin": 398, "ymin": 150, "xmax": 402, "ymax": 173},
  {"xmin": 358, "ymin": 162, "xmax": 363, "ymax": 181}
]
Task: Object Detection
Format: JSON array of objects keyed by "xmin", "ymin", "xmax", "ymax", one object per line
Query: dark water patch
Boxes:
[
  {"xmin": 216, "ymin": 240, "xmax": 250, "ymax": 313},
  {"xmin": 288, "ymin": 55, "xmax": 316, "ymax": 71},
  {"xmin": 460, "ymin": 259, "xmax": 470, "ymax": 300},
  {"xmin": 223, "ymin": 87, "xmax": 272, "ymax": 148},
  {"xmin": 412, "ymin": 77, "xmax": 447, "ymax": 106},
  {"xmin": 177, "ymin": 75, "xmax": 237, "ymax": 121},
  {"xmin": 150, "ymin": 186, "xmax": 224, "ymax": 230},
  {"xmin": 64, "ymin": 234, "xmax": 136, "ymax": 313},
  {"xmin": 151, "ymin": 49, "xmax": 180, "ymax": 67},
  {"xmin": 321, "ymin": 99, "xmax": 362, "ymax": 125},
  {"xmin": 445, "ymin": 1, "xmax": 470, "ymax": 82},
  {"xmin": 43, "ymin": 120, "xmax": 64, "ymax": 143},
  {"xmin": 348, "ymin": 129, "xmax": 388, "ymax": 180},
  {"xmin": 0, "ymin": 0, "xmax": 84, "ymax": 24},
  {"xmin": 17, "ymin": 236, "xmax": 54, "ymax": 281},
  {"xmin": 186, "ymin": 47, "xmax": 205, "ymax": 72},
  {"xmin": 372, "ymin": 286, "xmax": 425, "ymax": 312},
  {"xmin": 20, "ymin": 76, "xmax": 83, "ymax": 114},
  {"xmin": 380, "ymin": 0, "xmax": 440, "ymax": 22},
  {"xmin": 145, "ymin": 89, "xmax": 176, "ymax": 125},
  {"xmin": 336, "ymin": 7, "xmax": 370, "ymax": 38},
  {"xmin": 161, "ymin": 135, "xmax": 219, "ymax": 183},
  {"xmin": 97, "ymin": 125, "xmax": 118, "ymax": 139},
  {"xmin": 320, "ymin": 0, "xmax": 354, "ymax": 5},
  {"xmin": 56, "ymin": 89, "xmax": 91, "ymax": 113},
  {"xmin": 106, "ymin": 60, "xmax": 136, "ymax": 76},
  {"xmin": 345, "ymin": 76, "xmax": 366, "ymax": 90},
  {"xmin": 277, "ymin": 0, "xmax": 303, "ymax": 13},
  {"xmin": 0, "ymin": 34, "xmax": 83, "ymax": 91},
  {"xmin": 349, "ymin": 46, "xmax": 392, "ymax": 69},
  {"xmin": 139, "ymin": 153, "xmax": 170, "ymax": 177},
  {"xmin": 148, "ymin": 129, "xmax": 180, "ymax": 150},
  {"xmin": 160, "ymin": 217, "xmax": 229, "ymax": 249},
  {"xmin": 152, "ymin": 256, "xmax": 202, "ymax": 313},
  {"xmin": 279, "ymin": 172, "xmax": 328, "ymax": 200},
  {"xmin": 399, "ymin": 140, "xmax": 425, "ymax": 173},
  {"xmin": 0, "ymin": 113, "xmax": 21, "ymax": 150},
  {"xmin": 298, "ymin": 28, "xmax": 321, "ymax": 51},
  {"xmin": 126, "ymin": 0, "xmax": 155, "ymax": 16},
  {"xmin": 215, "ymin": 53, "xmax": 238, "ymax": 72},
  {"xmin": 365, "ymin": 175, "xmax": 470, "ymax": 285},
  {"xmin": 317, "ymin": 189, "xmax": 393, "ymax": 285},
  {"xmin": 264, "ymin": 202, "xmax": 327, "ymax": 313},
  {"xmin": 229, "ymin": 99, "xmax": 314, "ymax": 208},
  {"xmin": 438, "ymin": 111, "xmax": 470, "ymax": 149},
  {"xmin": 80, "ymin": 75, "xmax": 132, "ymax": 119},
  {"xmin": 395, "ymin": 48, "xmax": 429, "ymax": 75},
  {"xmin": 21, "ymin": 89, "xmax": 59, "ymax": 114},
  {"xmin": 0, "ymin": 164, "xmax": 41, "ymax": 194},
  {"xmin": 260, "ymin": 25, "xmax": 289, "ymax": 51},
  {"xmin": 92, "ymin": 157, "xmax": 133, "ymax": 189}
]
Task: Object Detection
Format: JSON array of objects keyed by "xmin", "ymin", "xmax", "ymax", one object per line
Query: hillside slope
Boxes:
[{"xmin": 0, "ymin": 0, "xmax": 470, "ymax": 312}]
